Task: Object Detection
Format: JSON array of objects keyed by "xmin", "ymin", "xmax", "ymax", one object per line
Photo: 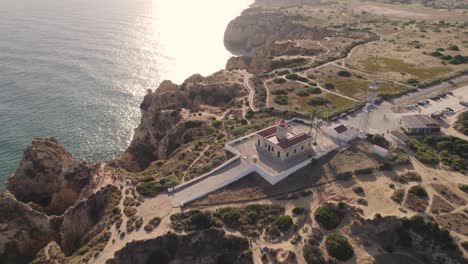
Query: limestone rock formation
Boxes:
[
  {"xmin": 0, "ymin": 192, "xmax": 57, "ymax": 264},
  {"xmin": 60, "ymin": 185, "xmax": 121, "ymax": 255},
  {"xmin": 6, "ymin": 138, "xmax": 96, "ymax": 215},
  {"xmin": 33, "ymin": 241, "xmax": 66, "ymax": 264},
  {"xmin": 121, "ymin": 72, "xmax": 244, "ymax": 171},
  {"xmin": 106, "ymin": 229, "xmax": 252, "ymax": 264}
]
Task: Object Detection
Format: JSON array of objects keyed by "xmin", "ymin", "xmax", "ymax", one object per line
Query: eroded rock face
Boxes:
[
  {"xmin": 0, "ymin": 192, "xmax": 57, "ymax": 264},
  {"xmin": 33, "ymin": 241, "xmax": 66, "ymax": 264},
  {"xmin": 60, "ymin": 185, "xmax": 121, "ymax": 255},
  {"xmin": 6, "ymin": 138, "xmax": 96, "ymax": 215},
  {"xmin": 106, "ymin": 229, "xmax": 252, "ymax": 264},
  {"xmin": 121, "ymin": 72, "xmax": 244, "ymax": 171}
]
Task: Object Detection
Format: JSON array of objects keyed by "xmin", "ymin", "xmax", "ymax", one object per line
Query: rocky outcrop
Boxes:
[
  {"xmin": 33, "ymin": 241, "xmax": 66, "ymax": 264},
  {"xmin": 121, "ymin": 72, "xmax": 244, "ymax": 171},
  {"xmin": 60, "ymin": 185, "xmax": 121, "ymax": 255},
  {"xmin": 6, "ymin": 138, "xmax": 96, "ymax": 215},
  {"xmin": 0, "ymin": 192, "xmax": 57, "ymax": 264},
  {"xmin": 106, "ymin": 229, "xmax": 252, "ymax": 264},
  {"xmin": 253, "ymin": 0, "xmax": 320, "ymax": 7}
]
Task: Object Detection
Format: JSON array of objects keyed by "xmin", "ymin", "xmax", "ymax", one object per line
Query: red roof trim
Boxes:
[
  {"xmin": 276, "ymin": 133, "xmax": 312, "ymax": 149},
  {"xmin": 257, "ymin": 126, "xmax": 276, "ymax": 137}
]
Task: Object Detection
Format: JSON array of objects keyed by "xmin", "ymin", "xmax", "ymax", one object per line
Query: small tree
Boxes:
[{"xmin": 325, "ymin": 232, "xmax": 354, "ymax": 261}]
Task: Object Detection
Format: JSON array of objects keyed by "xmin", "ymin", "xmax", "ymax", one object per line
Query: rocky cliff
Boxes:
[
  {"xmin": 6, "ymin": 137, "xmax": 96, "ymax": 216},
  {"xmin": 60, "ymin": 185, "xmax": 121, "ymax": 256},
  {"xmin": 121, "ymin": 71, "xmax": 245, "ymax": 172},
  {"xmin": 0, "ymin": 192, "xmax": 58, "ymax": 264},
  {"xmin": 106, "ymin": 229, "xmax": 252, "ymax": 264}
]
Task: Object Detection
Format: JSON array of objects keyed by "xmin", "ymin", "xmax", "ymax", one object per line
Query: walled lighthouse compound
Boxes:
[{"xmin": 169, "ymin": 118, "xmax": 347, "ymax": 206}]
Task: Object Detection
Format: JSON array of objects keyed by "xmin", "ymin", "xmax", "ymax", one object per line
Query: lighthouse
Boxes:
[{"xmin": 276, "ymin": 119, "xmax": 288, "ymax": 140}]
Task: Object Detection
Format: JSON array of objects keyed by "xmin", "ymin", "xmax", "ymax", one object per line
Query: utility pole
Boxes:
[
  {"xmin": 309, "ymin": 111, "xmax": 315, "ymax": 135},
  {"xmin": 313, "ymin": 111, "xmax": 320, "ymax": 145}
]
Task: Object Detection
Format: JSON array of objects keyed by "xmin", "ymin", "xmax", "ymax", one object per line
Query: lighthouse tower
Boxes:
[{"xmin": 276, "ymin": 119, "xmax": 288, "ymax": 140}]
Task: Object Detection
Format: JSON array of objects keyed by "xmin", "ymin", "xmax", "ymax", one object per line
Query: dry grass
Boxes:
[{"xmin": 430, "ymin": 195, "xmax": 455, "ymax": 214}]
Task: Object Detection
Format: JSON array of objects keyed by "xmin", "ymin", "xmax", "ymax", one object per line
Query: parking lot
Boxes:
[{"xmin": 331, "ymin": 84, "xmax": 468, "ymax": 136}]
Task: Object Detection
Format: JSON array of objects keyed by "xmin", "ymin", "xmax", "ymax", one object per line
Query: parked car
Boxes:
[
  {"xmin": 417, "ymin": 101, "xmax": 426, "ymax": 106},
  {"xmin": 447, "ymin": 92, "xmax": 454, "ymax": 95},
  {"xmin": 430, "ymin": 96, "xmax": 439, "ymax": 101},
  {"xmin": 439, "ymin": 93, "xmax": 447, "ymax": 98},
  {"xmin": 460, "ymin": 101, "xmax": 468, "ymax": 106},
  {"xmin": 445, "ymin": 107, "xmax": 454, "ymax": 112}
]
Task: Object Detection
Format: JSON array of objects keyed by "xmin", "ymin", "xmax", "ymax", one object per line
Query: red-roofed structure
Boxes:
[{"xmin": 255, "ymin": 119, "xmax": 313, "ymax": 160}]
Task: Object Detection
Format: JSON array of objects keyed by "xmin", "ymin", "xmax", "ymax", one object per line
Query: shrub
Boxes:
[
  {"xmin": 324, "ymin": 83, "xmax": 335, "ymax": 89},
  {"xmin": 367, "ymin": 134, "xmax": 389, "ymax": 148},
  {"xmin": 149, "ymin": 217, "xmax": 161, "ymax": 227},
  {"xmin": 314, "ymin": 205, "xmax": 342, "ymax": 230},
  {"xmin": 408, "ymin": 185, "xmax": 428, "ymax": 198},
  {"xmin": 379, "ymin": 162, "xmax": 393, "ymax": 170},
  {"xmin": 271, "ymin": 89, "xmax": 288, "ymax": 95},
  {"xmin": 274, "ymin": 95, "xmax": 289, "ymax": 105},
  {"xmin": 222, "ymin": 209, "xmax": 241, "ymax": 225},
  {"xmin": 292, "ymin": 207, "xmax": 306, "ymax": 216},
  {"xmin": 391, "ymin": 189, "xmax": 405, "ymax": 203},
  {"xmin": 285, "ymin": 73, "xmax": 299, "ymax": 80},
  {"xmin": 430, "ymin": 51, "xmax": 443, "ymax": 57},
  {"xmin": 407, "ymin": 78, "xmax": 419, "ymax": 85},
  {"xmin": 78, "ymin": 245, "xmax": 90, "ymax": 255},
  {"xmin": 307, "ymin": 97, "xmax": 329, "ymax": 106},
  {"xmin": 325, "ymin": 232, "xmax": 354, "ymax": 261},
  {"xmin": 211, "ymin": 120, "xmax": 222, "ymax": 128},
  {"xmin": 307, "ymin": 87, "xmax": 322, "ymax": 94},
  {"xmin": 337, "ymin": 70, "xmax": 351, "ymax": 77},
  {"xmin": 447, "ymin": 45, "xmax": 460, "ymax": 51},
  {"xmin": 450, "ymin": 55, "xmax": 468, "ymax": 65},
  {"xmin": 352, "ymin": 186, "xmax": 364, "ymax": 195},
  {"xmin": 273, "ymin": 215, "xmax": 293, "ymax": 231},
  {"xmin": 354, "ymin": 167, "xmax": 373, "ymax": 175},
  {"xmin": 272, "ymin": 78, "xmax": 286, "ymax": 84},
  {"xmin": 296, "ymin": 90, "xmax": 310, "ymax": 97},
  {"xmin": 136, "ymin": 178, "xmax": 178, "ymax": 197},
  {"xmin": 458, "ymin": 184, "xmax": 468, "ymax": 193},
  {"xmin": 190, "ymin": 211, "xmax": 214, "ymax": 229},
  {"xmin": 335, "ymin": 171, "xmax": 352, "ymax": 181}
]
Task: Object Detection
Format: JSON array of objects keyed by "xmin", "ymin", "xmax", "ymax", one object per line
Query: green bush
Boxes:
[
  {"xmin": 274, "ymin": 95, "xmax": 289, "ymax": 105},
  {"xmin": 307, "ymin": 97, "xmax": 329, "ymax": 106},
  {"xmin": 379, "ymin": 162, "xmax": 393, "ymax": 170},
  {"xmin": 337, "ymin": 70, "xmax": 351, "ymax": 77},
  {"xmin": 78, "ymin": 245, "xmax": 90, "ymax": 255},
  {"xmin": 272, "ymin": 78, "xmax": 286, "ymax": 84},
  {"xmin": 211, "ymin": 120, "xmax": 222, "ymax": 128},
  {"xmin": 352, "ymin": 186, "xmax": 364, "ymax": 195},
  {"xmin": 408, "ymin": 185, "xmax": 428, "ymax": 198},
  {"xmin": 136, "ymin": 178, "xmax": 178, "ymax": 197},
  {"xmin": 324, "ymin": 83, "xmax": 335, "ymax": 89},
  {"xmin": 222, "ymin": 209, "xmax": 241, "ymax": 225},
  {"xmin": 285, "ymin": 73, "xmax": 299, "ymax": 80},
  {"xmin": 336, "ymin": 171, "xmax": 352, "ymax": 181},
  {"xmin": 307, "ymin": 87, "xmax": 322, "ymax": 94},
  {"xmin": 450, "ymin": 55, "xmax": 468, "ymax": 65},
  {"xmin": 407, "ymin": 78, "xmax": 419, "ymax": 85},
  {"xmin": 273, "ymin": 215, "xmax": 293, "ymax": 231},
  {"xmin": 458, "ymin": 183, "xmax": 468, "ymax": 193},
  {"xmin": 190, "ymin": 211, "xmax": 214, "ymax": 229},
  {"xmin": 366, "ymin": 134, "xmax": 389, "ymax": 148},
  {"xmin": 430, "ymin": 51, "xmax": 443, "ymax": 57},
  {"xmin": 314, "ymin": 205, "xmax": 342, "ymax": 230},
  {"xmin": 271, "ymin": 89, "xmax": 288, "ymax": 95},
  {"xmin": 391, "ymin": 189, "xmax": 405, "ymax": 203},
  {"xmin": 325, "ymin": 232, "xmax": 354, "ymax": 261},
  {"xmin": 447, "ymin": 45, "xmax": 459, "ymax": 51},
  {"xmin": 296, "ymin": 90, "xmax": 310, "ymax": 97},
  {"xmin": 354, "ymin": 167, "xmax": 373, "ymax": 175},
  {"xmin": 292, "ymin": 207, "xmax": 306, "ymax": 216}
]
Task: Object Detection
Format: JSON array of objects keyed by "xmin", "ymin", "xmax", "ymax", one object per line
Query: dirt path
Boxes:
[
  {"xmin": 243, "ymin": 73, "xmax": 258, "ymax": 112},
  {"xmin": 182, "ymin": 145, "xmax": 210, "ymax": 182}
]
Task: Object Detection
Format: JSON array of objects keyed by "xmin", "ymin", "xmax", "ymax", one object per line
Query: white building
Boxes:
[
  {"xmin": 255, "ymin": 119, "xmax": 313, "ymax": 161},
  {"xmin": 325, "ymin": 124, "xmax": 358, "ymax": 143}
]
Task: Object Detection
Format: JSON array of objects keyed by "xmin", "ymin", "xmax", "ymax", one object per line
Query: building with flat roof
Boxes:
[
  {"xmin": 255, "ymin": 119, "xmax": 313, "ymax": 161},
  {"xmin": 400, "ymin": 114, "xmax": 440, "ymax": 134},
  {"xmin": 325, "ymin": 124, "xmax": 358, "ymax": 143}
]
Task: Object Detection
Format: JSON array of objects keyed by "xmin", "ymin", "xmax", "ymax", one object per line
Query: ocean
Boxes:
[{"xmin": 0, "ymin": 0, "xmax": 252, "ymax": 188}]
